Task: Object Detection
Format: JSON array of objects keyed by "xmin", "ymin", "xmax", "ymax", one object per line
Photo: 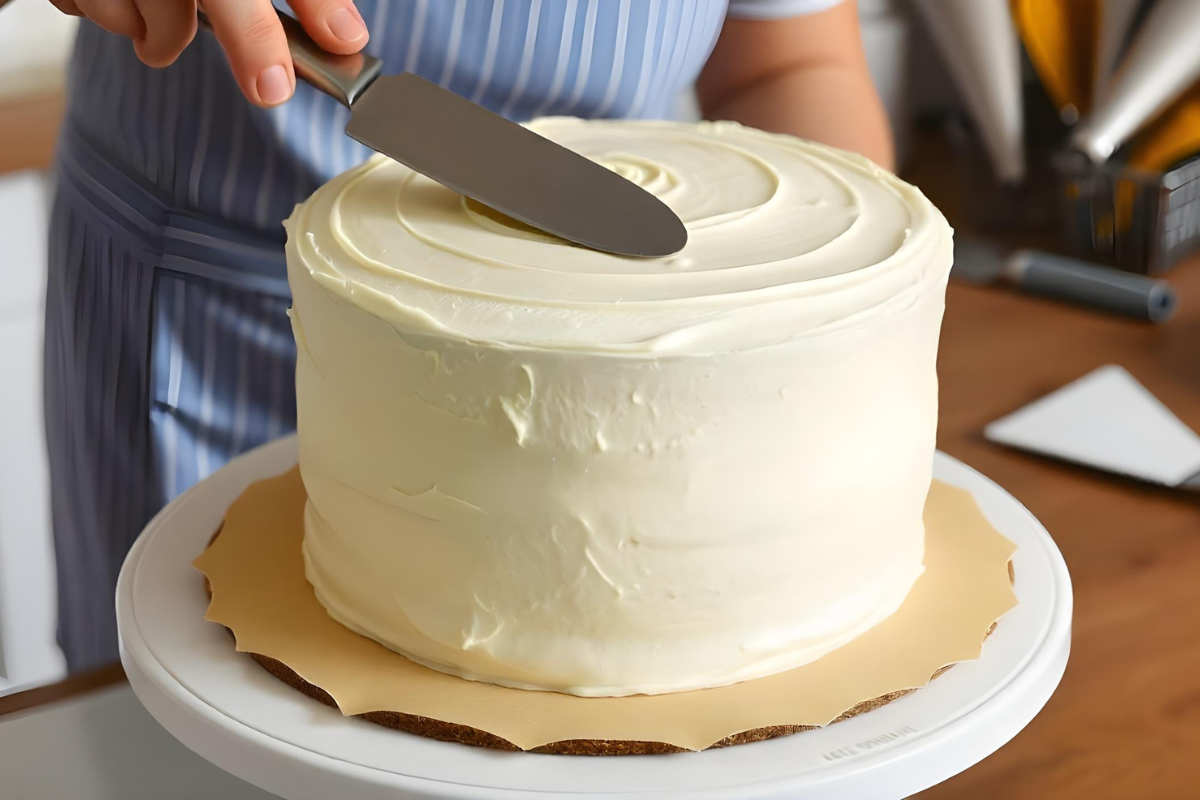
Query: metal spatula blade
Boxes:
[
  {"xmin": 347, "ymin": 74, "xmax": 687, "ymax": 258},
  {"xmin": 200, "ymin": 10, "xmax": 687, "ymax": 258}
]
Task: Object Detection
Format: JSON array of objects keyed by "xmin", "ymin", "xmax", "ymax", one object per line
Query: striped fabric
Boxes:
[{"xmin": 46, "ymin": 0, "xmax": 843, "ymax": 671}]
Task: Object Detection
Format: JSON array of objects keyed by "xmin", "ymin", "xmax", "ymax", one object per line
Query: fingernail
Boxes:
[
  {"xmin": 328, "ymin": 7, "xmax": 367, "ymax": 42},
  {"xmin": 257, "ymin": 65, "xmax": 292, "ymax": 105}
]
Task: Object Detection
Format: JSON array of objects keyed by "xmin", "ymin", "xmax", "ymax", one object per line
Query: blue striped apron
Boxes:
[{"xmin": 46, "ymin": 123, "xmax": 297, "ymax": 670}]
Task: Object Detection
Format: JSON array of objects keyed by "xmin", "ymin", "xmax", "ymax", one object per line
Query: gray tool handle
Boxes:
[
  {"xmin": 197, "ymin": 9, "xmax": 381, "ymax": 107},
  {"xmin": 1009, "ymin": 250, "xmax": 1178, "ymax": 323}
]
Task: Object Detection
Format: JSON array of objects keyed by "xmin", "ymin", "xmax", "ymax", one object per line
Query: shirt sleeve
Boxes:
[{"xmin": 726, "ymin": 0, "xmax": 846, "ymax": 20}]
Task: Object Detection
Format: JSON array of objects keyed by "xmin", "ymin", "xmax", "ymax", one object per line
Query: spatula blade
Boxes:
[{"xmin": 346, "ymin": 73, "xmax": 687, "ymax": 258}]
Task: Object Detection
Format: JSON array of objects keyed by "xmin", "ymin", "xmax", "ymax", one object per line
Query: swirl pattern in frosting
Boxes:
[
  {"xmin": 294, "ymin": 118, "xmax": 946, "ymax": 354},
  {"xmin": 286, "ymin": 119, "xmax": 954, "ymax": 696}
]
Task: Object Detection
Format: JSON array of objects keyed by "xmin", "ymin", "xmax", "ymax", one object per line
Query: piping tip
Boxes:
[{"xmin": 1070, "ymin": 123, "xmax": 1119, "ymax": 164}]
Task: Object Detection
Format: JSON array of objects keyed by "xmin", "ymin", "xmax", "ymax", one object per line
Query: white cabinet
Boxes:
[
  {"xmin": 0, "ymin": 2, "xmax": 76, "ymax": 103},
  {"xmin": 0, "ymin": 170, "xmax": 66, "ymax": 693},
  {"xmin": 0, "ymin": 0, "xmax": 76, "ymax": 696}
]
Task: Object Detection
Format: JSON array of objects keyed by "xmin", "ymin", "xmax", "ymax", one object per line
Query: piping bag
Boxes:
[
  {"xmin": 1125, "ymin": 85, "xmax": 1200, "ymax": 173},
  {"xmin": 1109, "ymin": 84, "xmax": 1200, "ymax": 239},
  {"xmin": 1011, "ymin": 0, "xmax": 1097, "ymax": 123},
  {"xmin": 1092, "ymin": 0, "xmax": 1144, "ymax": 106},
  {"xmin": 912, "ymin": 0, "xmax": 1025, "ymax": 182},
  {"xmin": 1072, "ymin": 0, "xmax": 1200, "ymax": 163}
]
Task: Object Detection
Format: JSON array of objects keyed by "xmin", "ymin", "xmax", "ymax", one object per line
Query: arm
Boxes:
[{"xmin": 697, "ymin": 1, "xmax": 894, "ymax": 170}]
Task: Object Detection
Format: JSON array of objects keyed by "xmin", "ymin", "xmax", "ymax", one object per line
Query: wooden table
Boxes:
[
  {"xmin": 905, "ymin": 130, "xmax": 1200, "ymax": 799},
  {"xmin": 919, "ymin": 266, "xmax": 1200, "ymax": 800},
  {"xmin": 3, "ymin": 125, "xmax": 1200, "ymax": 797},
  {"xmin": 0, "ymin": 92, "xmax": 64, "ymax": 175}
]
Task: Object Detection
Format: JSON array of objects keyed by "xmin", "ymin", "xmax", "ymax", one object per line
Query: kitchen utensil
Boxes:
[
  {"xmin": 1072, "ymin": 0, "xmax": 1200, "ymax": 163},
  {"xmin": 952, "ymin": 237, "xmax": 1177, "ymax": 322},
  {"xmin": 1011, "ymin": 0, "xmax": 1097, "ymax": 123},
  {"xmin": 1054, "ymin": 146, "xmax": 1200, "ymax": 275},
  {"xmin": 196, "ymin": 9, "xmax": 687, "ymax": 258},
  {"xmin": 1093, "ymin": 0, "xmax": 1143, "ymax": 105},
  {"xmin": 912, "ymin": 0, "xmax": 1025, "ymax": 181},
  {"xmin": 987, "ymin": 365, "xmax": 1200, "ymax": 491},
  {"xmin": 1127, "ymin": 85, "xmax": 1200, "ymax": 173}
]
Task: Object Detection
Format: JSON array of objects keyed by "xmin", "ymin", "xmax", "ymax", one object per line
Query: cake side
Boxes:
[{"xmin": 285, "ymin": 119, "xmax": 954, "ymax": 697}]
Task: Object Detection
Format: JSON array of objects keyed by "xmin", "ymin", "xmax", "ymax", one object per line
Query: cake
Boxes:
[{"xmin": 284, "ymin": 119, "xmax": 954, "ymax": 698}]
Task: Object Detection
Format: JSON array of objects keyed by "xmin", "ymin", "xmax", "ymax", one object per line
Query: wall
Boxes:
[{"xmin": 0, "ymin": 0, "xmax": 75, "ymax": 694}]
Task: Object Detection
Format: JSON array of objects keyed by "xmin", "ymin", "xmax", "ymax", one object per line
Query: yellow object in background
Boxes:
[
  {"xmin": 1128, "ymin": 84, "xmax": 1200, "ymax": 172},
  {"xmin": 1011, "ymin": 0, "xmax": 1098, "ymax": 120},
  {"xmin": 1071, "ymin": 0, "xmax": 1200, "ymax": 163},
  {"xmin": 1117, "ymin": 84, "xmax": 1200, "ymax": 235}
]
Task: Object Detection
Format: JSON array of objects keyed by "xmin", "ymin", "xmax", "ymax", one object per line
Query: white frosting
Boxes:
[{"xmin": 286, "ymin": 119, "xmax": 954, "ymax": 697}]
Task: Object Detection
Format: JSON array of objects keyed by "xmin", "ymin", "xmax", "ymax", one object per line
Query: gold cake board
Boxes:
[{"xmin": 195, "ymin": 468, "xmax": 1017, "ymax": 754}]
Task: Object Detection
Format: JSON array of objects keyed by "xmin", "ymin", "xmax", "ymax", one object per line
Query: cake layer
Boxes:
[{"xmin": 286, "ymin": 119, "xmax": 953, "ymax": 696}]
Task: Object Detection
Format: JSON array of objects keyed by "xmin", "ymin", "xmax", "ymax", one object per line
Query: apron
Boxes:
[{"xmin": 46, "ymin": 122, "xmax": 296, "ymax": 671}]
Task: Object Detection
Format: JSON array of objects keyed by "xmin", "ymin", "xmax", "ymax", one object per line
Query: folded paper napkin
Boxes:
[{"xmin": 986, "ymin": 364, "xmax": 1200, "ymax": 488}]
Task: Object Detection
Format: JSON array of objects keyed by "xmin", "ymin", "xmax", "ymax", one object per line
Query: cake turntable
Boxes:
[{"xmin": 118, "ymin": 435, "xmax": 1070, "ymax": 799}]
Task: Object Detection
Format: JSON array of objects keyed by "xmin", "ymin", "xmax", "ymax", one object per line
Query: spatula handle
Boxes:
[
  {"xmin": 197, "ymin": 8, "xmax": 381, "ymax": 107},
  {"xmin": 1009, "ymin": 250, "xmax": 1179, "ymax": 324}
]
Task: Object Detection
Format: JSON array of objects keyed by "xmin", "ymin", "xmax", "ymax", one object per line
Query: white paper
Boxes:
[
  {"xmin": 985, "ymin": 365, "xmax": 1200, "ymax": 487},
  {"xmin": 0, "ymin": 170, "xmax": 50, "ymax": 320}
]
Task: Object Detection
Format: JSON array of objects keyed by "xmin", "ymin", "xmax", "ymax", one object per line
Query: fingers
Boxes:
[
  {"xmin": 131, "ymin": 0, "xmax": 197, "ymax": 68},
  {"xmin": 201, "ymin": 0, "xmax": 295, "ymax": 107},
  {"xmin": 74, "ymin": 0, "xmax": 144, "ymax": 39},
  {"xmin": 48, "ymin": 0, "xmax": 83, "ymax": 16},
  {"xmin": 286, "ymin": 0, "xmax": 368, "ymax": 55},
  {"xmin": 60, "ymin": 0, "xmax": 191, "ymax": 70}
]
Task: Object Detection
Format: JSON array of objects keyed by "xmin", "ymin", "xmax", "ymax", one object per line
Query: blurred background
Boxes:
[{"xmin": 0, "ymin": 0, "xmax": 74, "ymax": 696}]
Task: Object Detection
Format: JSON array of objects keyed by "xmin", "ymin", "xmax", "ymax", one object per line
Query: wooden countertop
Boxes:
[
  {"xmin": 3, "ymin": 122, "xmax": 1199, "ymax": 797},
  {"xmin": 908, "ymin": 133, "xmax": 1200, "ymax": 799},
  {"xmin": 0, "ymin": 92, "xmax": 64, "ymax": 174},
  {"xmin": 0, "ymin": 664, "xmax": 125, "ymax": 718},
  {"xmin": 919, "ymin": 267, "xmax": 1200, "ymax": 800}
]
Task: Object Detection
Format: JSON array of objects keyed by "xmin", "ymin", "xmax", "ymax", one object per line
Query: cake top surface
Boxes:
[{"xmin": 287, "ymin": 118, "xmax": 952, "ymax": 354}]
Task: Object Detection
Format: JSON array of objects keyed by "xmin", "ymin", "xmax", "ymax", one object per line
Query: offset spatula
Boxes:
[
  {"xmin": 952, "ymin": 237, "xmax": 1178, "ymax": 323},
  {"xmin": 198, "ymin": 9, "xmax": 687, "ymax": 258}
]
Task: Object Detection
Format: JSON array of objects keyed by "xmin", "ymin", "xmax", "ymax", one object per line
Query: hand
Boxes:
[{"xmin": 48, "ymin": 0, "xmax": 369, "ymax": 107}]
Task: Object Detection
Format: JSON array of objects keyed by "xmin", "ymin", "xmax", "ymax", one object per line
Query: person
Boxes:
[{"xmin": 43, "ymin": 0, "xmax": 892, "ymax": 672}]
